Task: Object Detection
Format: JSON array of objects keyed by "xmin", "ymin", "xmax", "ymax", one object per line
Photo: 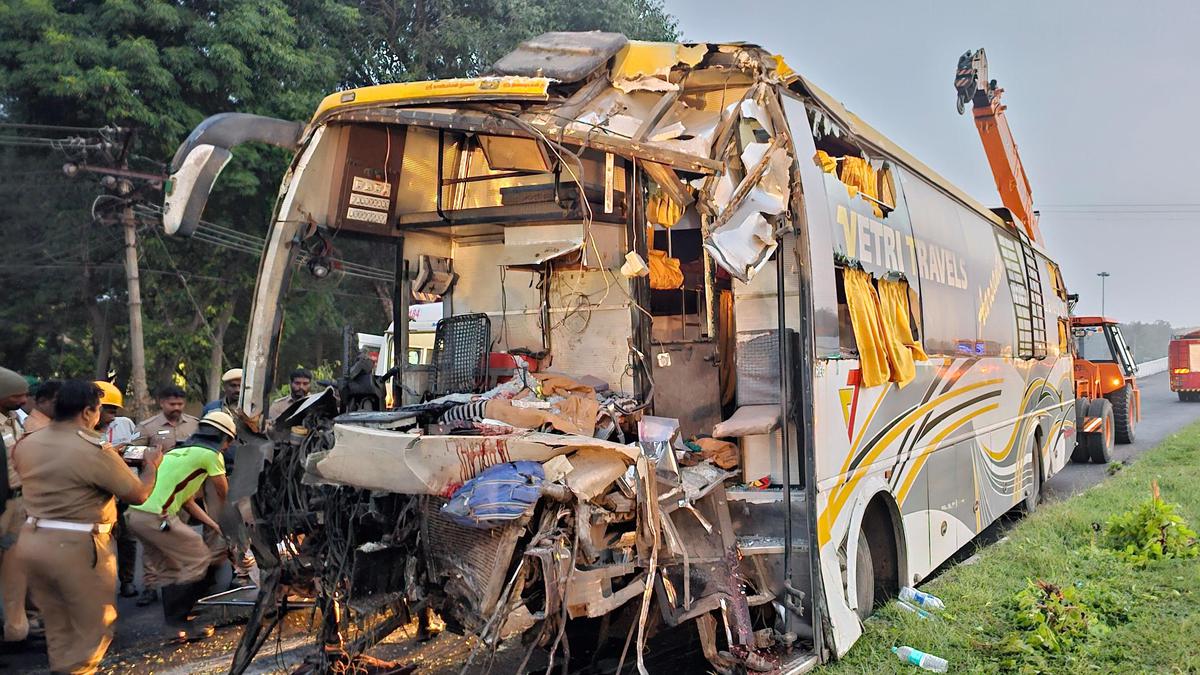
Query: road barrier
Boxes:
[{"xmin": 1137, "ymin": 357, "xmax": 1168, "ymax": 376}]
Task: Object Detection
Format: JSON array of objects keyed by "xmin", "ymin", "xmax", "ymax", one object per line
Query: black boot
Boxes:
[{"xmin": 161, "ymin": 575, "xmax": 217, "ymax": 642}]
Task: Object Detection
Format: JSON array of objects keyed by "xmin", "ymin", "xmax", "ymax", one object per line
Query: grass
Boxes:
[{"xmin": 820, "ymin": 421, "xmax": 1200, "ymax": 674}]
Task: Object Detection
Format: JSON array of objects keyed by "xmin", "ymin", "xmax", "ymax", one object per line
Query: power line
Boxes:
[{"xmin": 0, "ymin": 122, "xmax": 114, "ymax": 133}]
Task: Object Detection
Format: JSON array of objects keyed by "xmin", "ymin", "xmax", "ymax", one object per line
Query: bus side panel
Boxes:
[{"xmin": 782, "ymin": 94, "xmax": 862, "ymax": 656}]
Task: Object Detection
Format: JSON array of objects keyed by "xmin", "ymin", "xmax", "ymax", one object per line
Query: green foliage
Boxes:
[
  {"xmin": 992, "ymin": 579, "xmax": 1128, "ymax": 671},
  {"xmin": 1117, "ymin": 320, "xmax": 1175, "ymax": 362},
  {"xmin": 0, "ymin": 0, "xmax": 678, "ymax": 400},
  {"xmin": 1102, "ymin": 494, "xmax": 1199, "ymax": 566}
]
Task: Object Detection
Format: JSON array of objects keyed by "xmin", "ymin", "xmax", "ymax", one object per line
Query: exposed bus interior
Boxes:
[{"xmin": 229, "ymin": 37, "xmax": 825, "ymax": 674}]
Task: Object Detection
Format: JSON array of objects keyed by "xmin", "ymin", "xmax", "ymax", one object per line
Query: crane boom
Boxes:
[{"xmin": 954, "ymin": 48, "xmax": 1041, "ymax": 244}]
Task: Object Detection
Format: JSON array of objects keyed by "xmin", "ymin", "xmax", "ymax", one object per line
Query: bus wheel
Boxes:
[
  {"xmin": 853, "ymin": 528, "xmax": 874, "ymax": 620},
  {"xmin": 1022, "ymin": 437, "xmax": 1042, "ymax": 513},
  {"xmin": 1086, "ymin": 398, "xmax": 1115, "ymax": 464},
  {"xmin": 1107, "ymin": 386, "xmax": 1136, "ymax": 444}
]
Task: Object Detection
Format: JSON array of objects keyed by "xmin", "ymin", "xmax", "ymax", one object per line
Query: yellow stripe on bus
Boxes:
[
  {"xmin": 895, "ymin": 404, "xmax": 998, "ymax": 506},
  {"xmin": 818, "ymin": 378, "xmax": 1003, "ymax": 545}
]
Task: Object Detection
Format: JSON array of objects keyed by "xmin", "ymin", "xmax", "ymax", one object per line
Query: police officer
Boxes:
[
  {"xmin": 138, "ymin": 384, "xmax": 199, "ymax": 452},
  {"xmin": 202, "ymin": 368, "xmax": 242, "ymax": 415},
  {"xmin": 127, "ymin": 409, "xmax": 233, "ymax": 642},
  {"xmin": 11, "ymin": 380, "xmax": 161, "ymax": 674},
  {"xmin": 268, "ymin": 367, "xmax": 312, "ymax": 422}
]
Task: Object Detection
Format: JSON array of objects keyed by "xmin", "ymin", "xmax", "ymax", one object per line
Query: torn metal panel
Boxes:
[
  {"xmin": 564, "ymin": 563, "xmax": 646, "ymax": 619},
  {"xmin": 562, "ymin": 447, "xmax": 629, "ymax": 501},
  {"xmin": 610, "ymin": 42, "xmax": 708, "ymax": 92},
  {"xmin": 703, "ymin": 129, "xmax": 793, "ymax": 281},
  {"xmin": 310, "ymin": 425, "xmax": 637, "ymax": 495},
  {"xmin": 490, "ymin": 31, "xmax": 629, "ymax": 82},
  {"xmin": 704, "ymin": 201, "xmax": 778, "ymax": 281}
]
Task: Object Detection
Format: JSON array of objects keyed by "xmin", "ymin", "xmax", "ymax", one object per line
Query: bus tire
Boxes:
[
  {"xmin": 1022, "ymin": 436, "xmax": 1042, "ymax": 514},
  {"xmin": 1086, "ymin": 398, "xmax": 1115, "ymax": 464},
  {"xmin": 1107, "ymin": 386, "xmax": 1136, "ymax": 444},
  {"xmin": 854, "ymin": 527, "xmax": 874, "ymax": 621}
]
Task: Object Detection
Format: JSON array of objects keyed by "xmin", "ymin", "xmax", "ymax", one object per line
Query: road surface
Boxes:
[
  {"xmin": 4, "ymin": 373, "xmax": 1196, "ymax": 674},
  {"xmin": 1043, "ymin": 370, "xmax": 1197, "ymax": 500}
]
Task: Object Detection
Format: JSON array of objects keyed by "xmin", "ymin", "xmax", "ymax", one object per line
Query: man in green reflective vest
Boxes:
[{"xmin": 126, "ymin": 409, "xmax": 233, "ymax": 642}]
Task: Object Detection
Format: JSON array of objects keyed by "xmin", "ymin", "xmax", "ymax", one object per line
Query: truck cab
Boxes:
[{"xmin": 1071, "ymin": 316, "xmax": 1139, "ymax": 462}]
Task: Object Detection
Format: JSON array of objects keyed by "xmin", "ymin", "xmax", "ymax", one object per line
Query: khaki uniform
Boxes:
[
  {"xmin": 22, "ymin": 409, "xmax": 51, "ymax": 435},
  {"xmin": 133, "ymin": 413, "xmax": 200, "ymax": 589},
  {"xmin": 125, "ymin": 510, "xmax": 209, "ymax": 587},
  {"xmin": 136, "ymin": 412, "xmax": 200, "ymax": 451},
  {"xmin": 268, "ymin": 395, "xmax": 299, "ymax": 423},
  {"xmin": 1, "ymin": 411, "xmax": 29, "ymax": 642},
  {"xmin": 11, "ymin": 422, "xmax": 141, "ymax": 674}
]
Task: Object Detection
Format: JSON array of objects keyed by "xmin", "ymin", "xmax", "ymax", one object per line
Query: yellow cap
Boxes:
[
  {"xmin": 221, "ymin": 368, "xmax": 244, "ymax": 383},
  {"xmin": 94, "ymin": 381, "xmax": 124, "ymax": 408},
  {"xmin": 199, "ymin": 410, "xmax": 237, "ymax": 438}
]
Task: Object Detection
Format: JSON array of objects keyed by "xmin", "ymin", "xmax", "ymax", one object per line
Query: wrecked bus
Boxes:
[{"xmin": 164, "ymin": 32, "xmax": 1075, "ymax": 673}]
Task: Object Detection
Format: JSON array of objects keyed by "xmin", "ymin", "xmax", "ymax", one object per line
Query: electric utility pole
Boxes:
[
  {"xmin": 63, "ymin": 127, "xmax": 162, "ymax": 419},
  {"xmin": 121, "ymin": 200, "xmax": 150, "ymax": 420}
]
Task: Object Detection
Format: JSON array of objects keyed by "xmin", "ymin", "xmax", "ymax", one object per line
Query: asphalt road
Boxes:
[
  {"xmin": 4, "ymin": 372, "xmax": 1197, "ymax": 674},
  {"xmin": 1043, "ymin": 371, "xmax": 1200, "ymax": 501}
]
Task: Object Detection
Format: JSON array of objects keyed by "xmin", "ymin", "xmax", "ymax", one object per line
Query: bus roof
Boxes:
[{"xmin": 310, "ymin": 34, "xmax": 1010, "ymax": 233}]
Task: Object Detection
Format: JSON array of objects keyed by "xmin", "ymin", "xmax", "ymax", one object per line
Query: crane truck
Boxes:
[{"xmin": 955, "ymin": 49, "xmax": 1139, "ymax": 465}]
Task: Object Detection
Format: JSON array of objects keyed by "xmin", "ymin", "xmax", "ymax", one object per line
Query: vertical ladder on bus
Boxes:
[{"xmin": 1016, "ymin": 231, "xmax": 1048, "ymax": 359}]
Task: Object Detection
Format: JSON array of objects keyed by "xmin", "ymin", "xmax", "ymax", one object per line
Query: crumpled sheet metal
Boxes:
[
  {"xmin": 702, "ymin": 135, "xmax": 793, "ymax": 281},
  {"xmin": 309, "ymin": 424, "xmax": 637, "ymax": 496},
  {"xmin": 610, "ymin": 42, "xmax": 708, "ymax": 92}
]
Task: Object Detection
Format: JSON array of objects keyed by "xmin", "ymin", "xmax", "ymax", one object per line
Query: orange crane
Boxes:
[
  {"xmin": 954, "ymin": 49, "xmax": 1041, "ymax": 245},
  {"xmin": 955, "ymin": 48, "xmax": 1139, "ymax": 463}
]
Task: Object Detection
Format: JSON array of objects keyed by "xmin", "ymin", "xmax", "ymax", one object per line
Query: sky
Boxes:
[{"xmin": 667, "ymin": 0, "xmax": 1200, "ymax": 327}]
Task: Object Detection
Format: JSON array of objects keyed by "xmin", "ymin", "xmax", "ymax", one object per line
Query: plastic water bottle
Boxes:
[
  {"xmin": 895, "ymin": 599, "xmax": 931, "ymax": 619},
  {"xmin": 892, "ymin": 646, "xmax": 948, "ymax": 672},
  {"xmin": 899, "ymin": 586, "xmax": 945, "ymax": 611}
]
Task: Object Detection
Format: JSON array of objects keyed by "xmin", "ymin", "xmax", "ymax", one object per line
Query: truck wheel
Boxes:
[
  {"xmin": 1107, "ymin": 386, "xmax": 1136, "ymax": 444},
  {"xmin": 1086, "ymin": 398, "xmax": 1115, "ymax": 464}
]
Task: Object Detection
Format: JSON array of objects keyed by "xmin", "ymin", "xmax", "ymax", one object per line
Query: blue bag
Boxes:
[{"xmin": 443, "ymin": 460, "xmax": 545, "ymax": 528}]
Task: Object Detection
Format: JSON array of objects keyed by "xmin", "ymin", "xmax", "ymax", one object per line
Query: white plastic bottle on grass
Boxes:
[
  {"xmin": 892, "ymin": 646, "xmax": 948, "ymax": 672},
  {"xmin": 899, "ymin": 586, "xmax": 945, "ymax": 611},
  {"xmin": 895, "ymin": 599, "xmax": 931, "ymax": 619}
]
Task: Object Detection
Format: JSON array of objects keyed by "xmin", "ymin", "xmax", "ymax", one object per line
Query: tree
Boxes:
[{"xmin": 0, "ymin": 0, "xmax": 678, "ymax": 402}]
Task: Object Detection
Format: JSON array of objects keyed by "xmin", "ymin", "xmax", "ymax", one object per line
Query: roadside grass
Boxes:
[{"xmin": 821, "ymin": 421, "xmax": 1200, "ymax": 674}]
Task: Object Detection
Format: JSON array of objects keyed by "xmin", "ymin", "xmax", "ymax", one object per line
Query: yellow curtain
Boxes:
[
  {"xmin": 647, "ymin": 193, "xmax": 683, "ymax": 228},
  {"xmin": 878, "ymin": 277, "xmax": 928, "ymax": 387},
  {"xmin": 815, "ymin": 149, "xmax": 838, "ymax": 174},
  {"xmin": 718, "ymin": 290, "xmax": 736, "ymax": 406},
  {"xmin": 878, "ymin": 165, "xmax": 896, "ymax": 210},
  {"xmin": 843, "ymin": 268, "xmax": 891, "ymax": 388},
  {"xmin": 646, "ymin": 225, "xmax": 683, "ymax": 290},
  {"xmin": 839, "ymin": 157, "xmax": 883, "ymax": 217}
]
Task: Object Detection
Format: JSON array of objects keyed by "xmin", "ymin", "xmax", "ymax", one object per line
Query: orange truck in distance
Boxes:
[{"xmin": 1169, "ymin": 329, "xmax": 1200, "ymax": 402}]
